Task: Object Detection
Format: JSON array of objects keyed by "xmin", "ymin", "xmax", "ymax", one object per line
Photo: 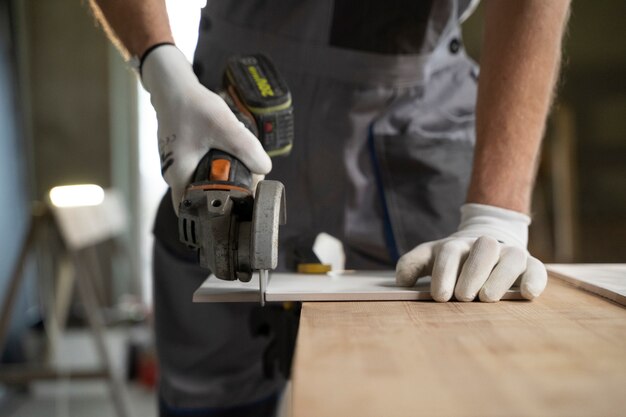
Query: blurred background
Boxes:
[{"xmin": 0, "ymin": 0, "xmax": 624, "ymax": 416}]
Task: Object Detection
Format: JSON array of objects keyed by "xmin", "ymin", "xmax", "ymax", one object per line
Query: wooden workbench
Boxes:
[{"xmin": 291, "ymin": 277, "xmax": 626, "ymax": 417}]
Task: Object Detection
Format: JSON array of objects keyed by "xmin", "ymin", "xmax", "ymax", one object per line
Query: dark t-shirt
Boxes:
[
  {"xmin": 329, "ymin": 0, "xmax": 434, "ymax": 54},
  {"xmin": 204, "ymin": 0, "xmax": 437, "ymax": 55}
]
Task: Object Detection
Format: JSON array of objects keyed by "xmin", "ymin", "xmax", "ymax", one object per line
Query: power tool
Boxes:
[{"xmin": 178, "ymin": 54, "xmax": 294, "ymax": 304}]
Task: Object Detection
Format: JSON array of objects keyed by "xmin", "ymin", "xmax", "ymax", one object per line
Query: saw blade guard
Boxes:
[{"xmin": 251, "ymin": 180, "xmax": 287, "ymax": 271}]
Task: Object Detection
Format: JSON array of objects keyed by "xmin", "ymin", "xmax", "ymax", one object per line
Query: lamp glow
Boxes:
[{"xmin": 49, "ymin": 184, "xmax": 105, "ymax": 208}]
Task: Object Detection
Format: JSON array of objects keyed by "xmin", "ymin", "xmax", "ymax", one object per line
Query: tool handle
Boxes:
[{"xmin": 193, "ymin": 149, "xmax": 253, "ymax": 190}]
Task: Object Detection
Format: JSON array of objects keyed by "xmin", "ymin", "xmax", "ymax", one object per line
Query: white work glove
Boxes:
[
  {"xmin": 396, "ymin": 203, "xmax": 547, "ymax": 302},
  {"xmin": 141, "ymin": 44, "xmax": 272, "ymax": 214}
]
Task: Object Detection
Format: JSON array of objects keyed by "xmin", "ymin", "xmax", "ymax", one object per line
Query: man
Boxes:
[{"xmin": 90, "ymin": 1, "xmax": 571, "ymax": 416}]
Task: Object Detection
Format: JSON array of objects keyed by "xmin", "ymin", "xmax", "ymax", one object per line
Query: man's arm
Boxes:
[
  {"xmin": 396, "ymin": 0, "xmax": 571, "ymax": 302},
  {"xmin": 89, "ymin": 0, "xmax": 174, "ymax": 59},
  {"xmin": 88, "ymin": 0, "xmax": 271, "ymax": 213},
  {"xmin": 467, "ymin": 0, "xmax": 571, "ymax": 213}
]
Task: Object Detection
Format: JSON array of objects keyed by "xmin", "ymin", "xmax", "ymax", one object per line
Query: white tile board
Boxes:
[
  {"xmin": 547, "ymin": 264, "xmax": 626, "ymax": 306},
  {"xmin": 193, "ymin": 270, "xmax": 524, "ymax": 303}
]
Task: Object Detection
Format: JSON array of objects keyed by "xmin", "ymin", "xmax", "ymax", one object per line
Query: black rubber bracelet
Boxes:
[{"xmin": 139, "ymin": 42, "xmax": 176, "ymax": 76}]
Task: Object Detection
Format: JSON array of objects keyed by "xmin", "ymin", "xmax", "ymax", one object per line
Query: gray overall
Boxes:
[{"xmin": 153, "ymin": 0, "xmax": 479, "ymax": 412}]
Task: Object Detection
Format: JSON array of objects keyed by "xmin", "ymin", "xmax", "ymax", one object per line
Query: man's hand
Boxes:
[
  {"xmin": 396, "ymin": 204, "xmax": 547, "ymax": 302},
  {"xmin": 141, "ymin": 45, "xmax": 272, "ymax": 214}
]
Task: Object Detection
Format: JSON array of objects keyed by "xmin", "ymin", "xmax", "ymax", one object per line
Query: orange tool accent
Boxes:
[
  {"xmin": 188, "ymin": 183, "xmax": 252, "ymax": 195},
  {"xmin": 210, "ymin": 159, "xmax": 231, "ymax": 182}
]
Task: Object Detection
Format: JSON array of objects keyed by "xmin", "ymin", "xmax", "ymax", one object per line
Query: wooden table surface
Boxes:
[{"xmin": 291, "ymin": 278, "xmax": 626, "ymax": 417}]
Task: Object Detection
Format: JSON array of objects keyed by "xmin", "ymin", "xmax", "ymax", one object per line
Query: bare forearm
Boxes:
[
  {"xmin": 467, "ymin": 0, "xmax": 570, "ymax": 213},
  {"xmin": 90, "ymin": 0, "xmax": 174, "ymax": 59}
]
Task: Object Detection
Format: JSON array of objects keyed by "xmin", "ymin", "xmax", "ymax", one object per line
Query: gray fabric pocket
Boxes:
[{"xmin": 371, "ymin": 61, "xmax": 477, "ymax": 257}]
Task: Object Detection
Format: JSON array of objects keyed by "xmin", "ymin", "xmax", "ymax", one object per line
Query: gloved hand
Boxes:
[
  {"xmin": 141, "ymin": 44, "xmax": 272, "ymax": 214},
  {"xmin": 396, "ymin": 203, "xmax": 547, "ymax": 302}
]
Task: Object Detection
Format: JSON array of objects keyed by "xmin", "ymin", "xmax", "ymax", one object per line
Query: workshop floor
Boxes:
[
  {"xmin": 0, "ymin": 326, "xmax": 291, "ymax": 417},
  {"xmin": 1, "ymin": 382, "xmax": 156, "ymax": 417},
  {"xmin": 0, "ymin": 327, "xmax": 157, "ymax": 417},
  {"xmin": 1, "ymin": 380, "xmax": 291, "ymax": 417}
]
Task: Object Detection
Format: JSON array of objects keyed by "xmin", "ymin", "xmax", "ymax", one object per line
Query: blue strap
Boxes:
[{"xmin": 367, "ymin": 124, "xmax": 400, "ymax": 263}]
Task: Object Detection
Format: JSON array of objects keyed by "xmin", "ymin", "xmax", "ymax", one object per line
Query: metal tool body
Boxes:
[{"xmin": 178, "ymin": 54, "xmax": 293, "ymax": 303}]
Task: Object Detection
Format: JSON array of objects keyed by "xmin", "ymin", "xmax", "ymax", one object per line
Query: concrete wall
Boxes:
[
  {"xmin": 18, "ymin": 0, "xmax": 140, "ymax": 303},
  {"xmin": 24, "ymin": 0, "xmax": 112, "ymax": 196},
  {"xmin": 0, "ymin": 0, "xmax": 140, "ymax": 361},
  {"xmin": 0, "ymin": 0, "xmax": 34, "ymax": 362}
]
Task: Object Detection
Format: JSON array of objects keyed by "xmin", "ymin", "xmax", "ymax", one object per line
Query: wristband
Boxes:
[{"xmin": 127, "ymin": 42, "xmax": 176, "ymax": 76}]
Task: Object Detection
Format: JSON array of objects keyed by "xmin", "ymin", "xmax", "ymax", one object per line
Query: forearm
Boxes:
[
  {"xmin": 90, "ymin": 0, "xmax": 174, "ymax": 59},
  {"xmin": 467, "ymin": 0, "xmax": 570, "ymax": 214}
]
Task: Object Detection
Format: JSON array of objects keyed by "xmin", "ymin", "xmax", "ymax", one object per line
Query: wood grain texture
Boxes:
[{"xmin": 291, "ymin": 278, "xmax": 626, "ymax": 417}]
